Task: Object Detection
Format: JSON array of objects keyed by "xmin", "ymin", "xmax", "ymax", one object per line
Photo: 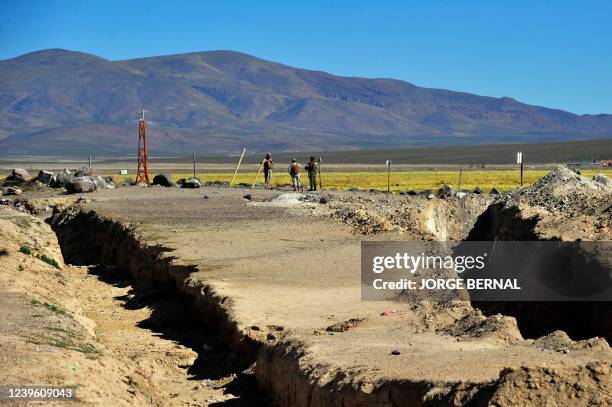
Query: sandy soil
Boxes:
[{"xmin": 0, "ymin": 205, "xmax": 264, "ymax": 406}]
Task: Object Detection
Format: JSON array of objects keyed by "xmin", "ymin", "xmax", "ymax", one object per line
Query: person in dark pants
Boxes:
[
  {"xmin": 305, "ymin": 156, "xmax": 318, "ymax": 191},
  {"xmin": 263, "ymin": 153, "xmax": 273, "ymax": 189}
]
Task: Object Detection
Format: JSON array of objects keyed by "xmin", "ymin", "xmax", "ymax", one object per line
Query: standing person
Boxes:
[
  {"xmin": 305, "ymin": 156, "xmax": 318, "ymax": 191},
  {"xmin": 288, "ymin": 158, "xmax": 302, "ymax": 191},
  {"xmin": 263, "ymin": 153, "xmax": 273, "ymax": 189}
]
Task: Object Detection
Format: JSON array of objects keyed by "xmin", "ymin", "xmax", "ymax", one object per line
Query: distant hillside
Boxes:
[{"xmin": 0, "ymin": 49, "xmax": 611, "ymax": 155}]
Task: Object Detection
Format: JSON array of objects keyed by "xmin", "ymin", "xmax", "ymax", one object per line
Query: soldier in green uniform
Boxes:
[{"xmin": 305, "ymin": 156, "xmax": 318, "ymax": 191}]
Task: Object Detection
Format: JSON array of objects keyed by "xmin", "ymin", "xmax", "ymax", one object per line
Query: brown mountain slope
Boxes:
[{"xmin": 0, "ymin": 49, "xmax": 611, "ymax": 155}]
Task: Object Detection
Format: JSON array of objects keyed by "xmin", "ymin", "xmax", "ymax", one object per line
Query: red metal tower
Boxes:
[{"xmin": 136, "ymin": 109, "xmax": 150, "ymax": 184}]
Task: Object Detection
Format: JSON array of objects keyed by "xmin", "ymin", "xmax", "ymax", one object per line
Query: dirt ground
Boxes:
[
  {"xmin": 0, "ymin": 205, "xmax": 265, "ymax": 406},
  {"xmin": 1, "ymin": 175, "xmax": 611, "ymax": 405}
]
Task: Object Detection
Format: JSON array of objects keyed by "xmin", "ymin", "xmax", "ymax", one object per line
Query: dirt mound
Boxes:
[
  {"xmin": 469, "ymin": 166, "xmax": 612, "ymax": 241},
  {"xmin": 490, "ymin": 362, "xmax": 611, "ymax": 406},
  {"xmin": 442, "ymin": 311, "xmax": 523, "ymax": 345},
  {"xmin": 323, "ymin": 192, "xmax": 489, "ymax": 239},
  {"xmin": 509, "ymin": 166, "xmax": 612, "ymax": 216}
]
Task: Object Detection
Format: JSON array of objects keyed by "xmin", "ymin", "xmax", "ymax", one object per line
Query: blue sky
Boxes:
[{"xmin": 1, "ymin": 0, "xmax": 611, "ymax": 114}]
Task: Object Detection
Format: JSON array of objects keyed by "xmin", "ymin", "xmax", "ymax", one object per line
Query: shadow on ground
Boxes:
[{"xmin": 87, "ymin": 264, "xmax": 270, "ymax": 406}]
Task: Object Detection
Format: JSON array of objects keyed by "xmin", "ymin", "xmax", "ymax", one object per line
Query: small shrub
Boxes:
[
  {"xmin": 37, "ymin": 254, "xmax": 61, "ymax": 269},
  {"xmin": 19, "ymin": 245, "xmax": 32, "ymax": 255}
]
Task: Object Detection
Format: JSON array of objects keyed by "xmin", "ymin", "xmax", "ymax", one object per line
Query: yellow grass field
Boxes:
[{"xmin": 112, "ymin": 169, "xmax": 612, "ymax": 193}]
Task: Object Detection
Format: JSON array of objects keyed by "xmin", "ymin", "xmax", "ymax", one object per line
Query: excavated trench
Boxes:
[
  {"xmin": 48, "ymin": 207, "xmax": 268, "ymax": 403},
  {"xmin": 466, "ymin": 201, "xmax": 611, "ymax": 342},
  {"xmin": 45, "ymin": 202, "xmax": 610, "ymax": 406}
]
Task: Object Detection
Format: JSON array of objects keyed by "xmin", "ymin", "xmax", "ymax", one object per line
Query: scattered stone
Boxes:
[
  {"xmin": 0, "ymin": 198, "xmax": 9, "ymax": 205},
  {"xmin": 348, "ymin": 187, "xmax": 359, "ymax": 192},
  {"xmin": 390, "ymin": 349, "xmax": 402, "ymax": 355},
  {"xmin": 406, "ymin": 190, "xmax": 418, "ymax": 196},
  {"xmin": 574, "ymin": 169, "xmax": 581, "ymax": 175},
  {"xmin": 152, "ymin": 173, "xmax": 174, "ymax": 187},
  {"xmin": 490, "ymin": 187, "xmax": 501, "ymax": 195},
  {"xmin": 319, "ymin": 194, "xmax": 330, "ymax": 204},
  {"xmin": 243, "ymin": 193, "xmax": 252, "ymax": 201},
  {"xmin": 426, "ymin": 193, "xmax": 434, "ymax": 200},
  {"xmin": 204, "ymin": 180, "xmax": 230, "ymax": 187},
  {"xmin": 473, "ymin": 187, "xmax": 482, "ymax": 194},
  {"xmin": 202, "ymin": 194, "xmax": 209, "ymax": 199},
  {"xmin": 2, "ymin": 187, "xmax": 22, "ymax": 196},
  {"xmin": 455, "ymin": 191, "xmax": 468, "ymax": 199},
  {"xmin": 76, "ymin": 196, "xmax": 91, "ymax": 204}
]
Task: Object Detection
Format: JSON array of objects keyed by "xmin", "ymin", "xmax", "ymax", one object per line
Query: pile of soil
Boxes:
[{"xmin": 469, "ymin": 166, "xmax": 612, "ymax": 241}]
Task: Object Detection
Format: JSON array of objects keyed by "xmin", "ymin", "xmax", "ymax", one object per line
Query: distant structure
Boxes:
[
  {"xmin": 136, "ymin": 109, "xmax": 150, "ymax": 184},
  {"xmin": 601, "ymin": 160, "xmax": 612, "ymax": 167}
]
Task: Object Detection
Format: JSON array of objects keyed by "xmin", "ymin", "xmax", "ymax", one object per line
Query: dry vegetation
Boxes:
[{"xmin": 107, "ymin": 169, "xmax": 612, "ymax": 193}]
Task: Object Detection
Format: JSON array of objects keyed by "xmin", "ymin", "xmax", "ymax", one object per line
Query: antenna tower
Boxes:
[{"xmin": 136, "ymin": 109, "xmax": 150, "ymax": 184}]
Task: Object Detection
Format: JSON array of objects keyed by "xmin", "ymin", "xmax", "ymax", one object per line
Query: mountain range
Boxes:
[{"xmin": 0, "ymin": 49, "xmax": 611, "ymax": 156}]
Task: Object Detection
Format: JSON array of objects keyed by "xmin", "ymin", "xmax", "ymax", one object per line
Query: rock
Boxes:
[
  {"xmin": 437, "ymin": 185, "xmax": 454, "ymax": 198},
  {"xmin": 473, "ymin": 187, "xmax": 482, "ymax": 194},
  {"xmin": 2, "ymin": 187, "xmax": 22, "ymax": 196},
  {"xmin": 574, "ymin": 169, "xmax": 581, "ymax": 175},
  {"xmin": 348, "ymin": 188, "xmax": 359, "ymax": 192},
  {"xmin": 455, "ymin": 191, "xmax": 468, "ymax": 199},
  {"xmin": 243, "ymin": 193, "xmax": 253, "ymax": 201},
  {"xmin": 490, "ymin": 187, "xmax": 501, "ymax": 195},
  {"xmin": 180, "ymin": 178, "xmax": 201, "ymax": 188},
  {"xmin": 592, "ymin": 173, "xmax": 611, "ymax": 187},
  {"xmin": 74, "ymin": 167, "xmax": 97, "ymax": 177},
  {"xmin": 152, "ymin": 173, "xmax": 174, "ymax": 187},
  {"xmin": 0, "ymin": 198, "xmax": 10, "ymax": 205},
  {"xmin": 37, "ymin": 170, "xmax": 54, "ymax": 185},
  {"xmin": 50, "ymin": 170, "xmax": 74, "ymax": 188},
  {"xmin": 65, "ymin": 179, "xmax": 97, "ymax": 194},
  {"xmin": 406, "ymin": 190, "xmax": 418, "ymax": 196},
  {"xmin": 319, "ymin": 194, "xmax": 330, "ymax": 204},
  {"xmin": 426, "ymin": 193, "xmax": 435, "ymax": 200},
  {"xmin": 303, "ymin": 191, "xmax": 319, "ymax": 202},
  {"xmin": 11, "ymin": 168, "xmax": 29, "ymax": 181}
]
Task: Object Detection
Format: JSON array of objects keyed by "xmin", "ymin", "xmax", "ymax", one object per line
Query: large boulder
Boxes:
[
  {"xmin": 37, "ymin": 170, "xmax": 54, "ymax": 185},
  {"xmin": 50, "ymin": 170, "xmax": 74, "ymax": 188},
  {"xmin": 11, "ymin": 168, "xmax": 29, "ymax": 181},
  {"xmin": 65, "ymin": 179, "xmax": 97, "ymax": 194},
  {"xmin": 74, "ymin": 167, "xmax": 97, "ymax": 177},
  {"xmin": 152, "ymin": 173, "xmax": 174, "ymax": 187}
]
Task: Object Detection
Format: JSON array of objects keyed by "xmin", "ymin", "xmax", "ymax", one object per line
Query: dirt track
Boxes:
[{"xmin": 1, "ymin": 177, "xmax": 611, "ymax": 405}]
